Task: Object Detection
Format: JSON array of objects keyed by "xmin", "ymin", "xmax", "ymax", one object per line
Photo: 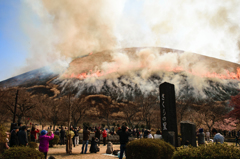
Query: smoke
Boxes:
[
  {"xmin": 57, "ymin": 48, "xmax": 240, "ymax": 99},
  {"xmin": 11, "ymin": 0, "xmax": 240, "ymax": 99},
  {"xmin": 18, "ymin": 0, "xmax": 125, "ymax": 74},
  {"xmin": 115, "ymin": 0, "xmax": 240, "ymax": 63},
  {"xmin": 18, "ymin": 0, "xmax": 240, "ymax": 74}
]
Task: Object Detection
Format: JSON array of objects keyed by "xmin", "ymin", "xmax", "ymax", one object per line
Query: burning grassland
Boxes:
[{"xmin": 55, "ymin": 47, "xmax": 240, "ymax": 100}]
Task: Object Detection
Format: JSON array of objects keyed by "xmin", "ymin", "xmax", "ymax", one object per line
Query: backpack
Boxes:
[{"xmin": 113, "ymin": 150, "xmax": 120, "ymax": 156}]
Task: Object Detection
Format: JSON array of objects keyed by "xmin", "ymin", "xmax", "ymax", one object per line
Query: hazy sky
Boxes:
[{"xmin": 1, "ymin": 0, "xmax": 240, "ymax": 81}]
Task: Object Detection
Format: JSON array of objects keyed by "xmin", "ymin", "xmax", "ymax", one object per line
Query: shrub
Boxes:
[
  {"xmin": 126, "ymin": 138, "xmax": 175, "ymax": 159},
  {"xmin": 2, "ymin": 146, "xmax": 44, "ymax": 159},
  {"xmin": 0, "ymin": 125, "xmax": 7, "ymax": 143},
  {"xmin": 173, "ymin": 143, "xmax": 240, "ymax": 159},
  {"xmin": 0, "ymin": 125, "xmax": 7, "ymax": 154},
  {"xmin": 49, "ymin": 135, "xmax": 59, "ymax": 147},
  {"xmin": 28, "ymin": 142, "xmax": 38, "ymax": 149}
]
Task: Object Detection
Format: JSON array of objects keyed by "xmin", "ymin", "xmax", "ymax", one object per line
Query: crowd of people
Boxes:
[
  {"xmin": 197, "ymin": 128, "xmax": 225, "ymax": 146},
  {"xmin": 4, "ymin": 122, "xmax": 232, "ymax": 159}
]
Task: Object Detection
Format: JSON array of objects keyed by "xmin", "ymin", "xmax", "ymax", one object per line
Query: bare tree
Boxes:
[
  {"xmin": 120, "ymin": 101, "xmax": 140, "ymax": 128},
  {"xmin": 71, "ymin": 95, "xmax": 88, "ymax": 127},
  {"xmin": 192, "ymin": 99, "xmax": 229, "ymax": 131},
  {"xmin": 1, "ymin": 88, "xmax": 37, "ymax": 123},
  {"xmin": 136, "ymin": 92, "xmax": 158, "ymax": 129}
]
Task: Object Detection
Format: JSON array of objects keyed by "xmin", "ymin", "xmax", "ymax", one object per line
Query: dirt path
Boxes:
[{"xmin": 48, "ymin": 144, "xmax": 122, "ymax": 159}]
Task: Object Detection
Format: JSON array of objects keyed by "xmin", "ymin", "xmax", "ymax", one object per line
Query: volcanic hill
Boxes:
[{"xmin": 0, "ymin": 47, "xmax": 240, "ymax": 101}]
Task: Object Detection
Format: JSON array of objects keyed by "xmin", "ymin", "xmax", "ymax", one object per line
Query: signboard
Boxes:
[{"xmin": 159, "ymin": 82, "xmax": 178, "ymax": 147}]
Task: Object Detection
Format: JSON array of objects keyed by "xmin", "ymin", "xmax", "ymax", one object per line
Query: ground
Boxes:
[
  {"xmin": 48, "ymin": 144, "xmax": 123, "ymax": 159},
  {"xmin": 47, "ymin": 142, "xmax": 238, "ymax": 159}
]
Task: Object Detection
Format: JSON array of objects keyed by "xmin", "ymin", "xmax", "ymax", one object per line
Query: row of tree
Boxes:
[{"xmin": 0, "ymin": 87, "xmax": 238, "ymax": 131}]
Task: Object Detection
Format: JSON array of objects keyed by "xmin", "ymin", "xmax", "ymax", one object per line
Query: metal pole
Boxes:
[{"xmin": 13, "ymin": 90, "xmax": 19, "ymax": 123}]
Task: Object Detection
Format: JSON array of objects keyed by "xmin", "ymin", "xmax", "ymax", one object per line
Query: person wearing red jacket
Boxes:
[
  {"xmin": 102, "ymin": 129, "xmax": 107, "ymax": 146},
  {"xmin": 30, "ymin": 126, "xmax": 40, "ymax": 142}
]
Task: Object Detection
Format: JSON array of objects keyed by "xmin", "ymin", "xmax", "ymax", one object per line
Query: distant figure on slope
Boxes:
[
  {"xmin": 39, "ymin": 130, "xmax": 54, "ymax": 159},
  {"xmin": 212, "ymin": 128, "xmax": 224, "ymax": 144}
]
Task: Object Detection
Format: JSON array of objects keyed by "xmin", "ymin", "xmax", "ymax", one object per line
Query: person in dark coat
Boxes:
[
  {"xmin": 10, "ymin": 127, "xmax": 19, "ymax": 147},
  {"xmin": 60, "ymin": 127, "xmax": 65, "ymax": 145},
  {"xmin": 18, "ymin": 126, "xmax": 28, "ymax": 146},
  {"xmin": 89, "ymin": 137, "xmax": 99, "ymax": 153},
  {"xmin": 136, "ymin": 129, "xmax": 140, "ymax": 139},
  {"xmin": 95, "ymin": 128, "xmax": 101, "ymax": 146},
  {"xmin": 117, "ymin": 126, "xmax": 131, "ymax": 159}
]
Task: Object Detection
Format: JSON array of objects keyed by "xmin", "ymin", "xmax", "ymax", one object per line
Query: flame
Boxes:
[{"xmin": 63, "ymin": 66, "xmax": 240, "ymax": 80}]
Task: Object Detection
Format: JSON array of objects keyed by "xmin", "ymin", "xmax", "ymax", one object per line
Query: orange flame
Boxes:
[{"xmin": 64, "ymin": 67, "xmax": 240, "ymax": 80}]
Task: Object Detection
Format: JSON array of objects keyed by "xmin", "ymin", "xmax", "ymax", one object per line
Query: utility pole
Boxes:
[
  {"xmin": 13, "ymin": 90, "xmax": 19, "ymax": 123},
  {"xmin": 66, "ymin": 93, "xmax": 72, "ymax": 154}
]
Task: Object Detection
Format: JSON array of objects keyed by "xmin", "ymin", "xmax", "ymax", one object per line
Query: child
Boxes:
[
  {"xmin": 39, "ymin": 130, "xmax": 54, "ymax": 159},
  {"xmin": 90, "ymin": 137, "xmax": 99, "ymax": 153}
]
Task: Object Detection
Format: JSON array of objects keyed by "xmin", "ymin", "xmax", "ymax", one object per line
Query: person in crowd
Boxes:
[
  {"xmin": 106, "ymin": 141, "xmax": 113, "ymax": 154},
  {"xmin": 90, "ymin": 137, "xmax": 100, "ymax": 153},
  {"xmin": 18, "ymin": 126, "xmax": 28, "ymax": 146},
  {"xmin": 184, "ymin": 140, "xmax": 189, "ymax": 148},
  {"xmin": 136, "ymin": 128, "xmax": 140, "ymax": 139},
  {"xmin": 144, "ymin": 129, "xmax": 149, "ymax": 138},
  {"xmin": 81, "ymin": 126, "xmax": 90, "ymax": 154},
  {"xmin": 39, "ymin": 130, "xmax": 54, "ymax": 159},
  {"xmin": 18, "ymin": 122, "xmax": 22, "ymax": 130},
  {"xmin": 102, "ymin": 129, "xmax": 108, "ymax": 146},
  {"xmin": 117, "ymin": 125, "xmax": 131, "ymax": 159},
  {"xmin": 10, "ymin": 126, "xmax": 19, "ymax": 147},
  {"xmin": 147, "ymin": 130, "xmax": 153, "ymax": 139},
  {"xmin": 66, "ymin": 128, "xmax": 74, "ymax": 153},
  {"xmin": 1, "ymin": 132, "xmax": 10, "ymax": 153},
  {"xmin": 236, "ymin": 135, "xmax": 239, "ymax": 146},
  {"xmin": 212, "ymin": 128, "xmax": 224, "ymax": 144},
  {"xmin": 74, "ymin": 127, "xmax": 79, "ymax": 147},
  {"xmin": 154, "ymin": 130, "xmax": 162, "ymax": 139},
  {"xmin": 54, "ymin": 129, "xmax": 60, "ymax": 136},
  {"xmin": 30, "ymin": 126, "xmax": 39, "ymax": 142},
  {"xmin": 60, "ymin": 127, "xmax": 65, "ymax": 145},
  {"xmin": 206, "ymin": 130, "xmax": 210, "ymax": 142},
  {"xmin": 95, "ymin": 127, "xmax": 101, "ymax": 146},
  {"xmin": 198, "ymin": 128, "xmax": 205, "ymax": 145},
  {"xmin": 111, "ymin": 127, "xmax": 115, "ymax": 135}
]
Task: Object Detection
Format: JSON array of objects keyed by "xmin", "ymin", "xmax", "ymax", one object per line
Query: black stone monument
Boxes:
[
  {"xmin": 159, "ymin": 82, "xmax": 178, "ymax": 147},
  {"xmin": 180, "ymin": 121, "xmax": 196, "ymax": 147}
]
